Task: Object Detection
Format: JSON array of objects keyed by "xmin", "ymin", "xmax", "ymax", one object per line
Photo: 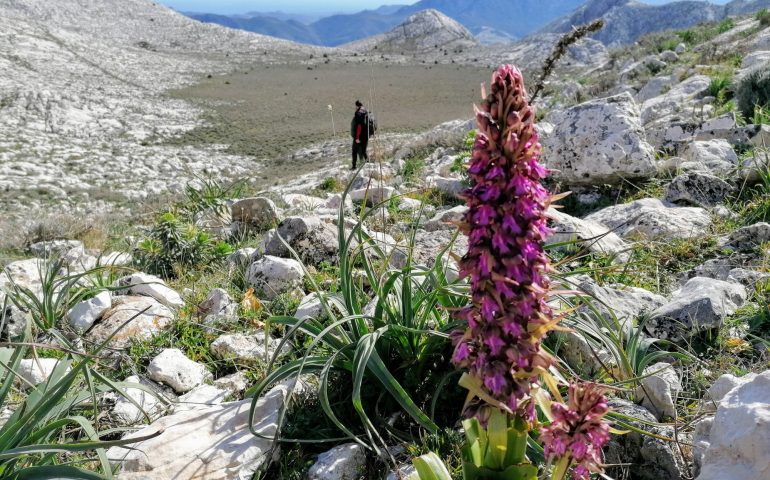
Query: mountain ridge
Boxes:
[{"xmin": 541, "ymin": 0, "xmax": 770, "ymax": 45}]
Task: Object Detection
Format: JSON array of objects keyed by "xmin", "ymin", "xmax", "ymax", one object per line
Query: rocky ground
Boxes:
[{"xmin": 2, "ymin": 1, "xmax": 770, "ymax": 480}]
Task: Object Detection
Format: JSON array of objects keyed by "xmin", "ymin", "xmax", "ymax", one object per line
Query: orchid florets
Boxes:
[
  {"xmin": 451, "ymin": 64, "xmax": 554, "ymax": 419},
  {"xmin": 540, "ymin": 382, "xmax": 611, "ymax": 480}
]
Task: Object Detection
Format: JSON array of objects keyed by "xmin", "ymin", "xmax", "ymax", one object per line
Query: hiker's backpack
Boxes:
[{"xmin": 367, "ymin": 113, "xmax": 377, "ymax": 137}]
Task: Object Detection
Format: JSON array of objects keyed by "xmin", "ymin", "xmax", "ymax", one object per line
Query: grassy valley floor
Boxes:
[{"xmin": 168, "ymin": 62, "xmax": 489, "ymax": 183}]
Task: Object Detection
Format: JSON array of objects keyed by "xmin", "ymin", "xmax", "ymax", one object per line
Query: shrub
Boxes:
[
  {"xmin": 677, "ymin": 29, "xmax": 697, "ymax": 44},
  {"xmin": 180, "ymin": 176, "xmax": 245, "ymax": 221},
  {"xmin": 757, "ymin": 8, "xmax": 770, "ymax": 26},
  {"xmin": 736, "ymin": 67, "xmax": 770, "ymax": 119},
  {"xmin": 717, "ymin": 17, "xmax": 735, "ymax": 34},
  {"xmin": 135, "ymin": 211, "xmax": 233, "ymax": 278},
  {"xmin": 400, "ymin": 156, "xmax": 426, "ymax": 183},
  {"xmin": 708, "ymin": 74, "xmax": 732, "ymax": 104},
  {"xmin": 318, "ymin": 176, "xmax": 342, "ymax": 192},
  {"xmin": 657, "ymin": 37, "xmax": 680, "ymax": 53}
]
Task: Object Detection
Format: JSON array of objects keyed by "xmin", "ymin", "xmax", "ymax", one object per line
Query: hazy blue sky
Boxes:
[
  {"xmin": 161, "ymin": 0, "xmax": 729, "ymax": 15},
  {"xmin": 161, "ymin": 0, "xmax": 417, "ymax": 14}
]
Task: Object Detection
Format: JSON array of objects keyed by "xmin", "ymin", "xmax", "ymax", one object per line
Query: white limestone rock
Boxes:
[
  {"xmin": 681, "ymin": 139, "xmax": 739, "ymax": 175},
  {"xmin": 695, "ymin": 370, "xmax": 770, "ymax": 480},
  {"xmin": 210, "ymin": 332, "xmax": 288, "ymax": 365},
  {"xmin": 635, "ymin": 362, "xmax": 683, "ymax": 420},
  {"xmin": 214, "ymin": 371, "xmax": 250, "ymax": 395},
  {"xmin": 18, "ymin": 358, "xmax": 69, "ymax": 388},
  {"xmin": 664, "ymin": 172, "xmax": 734, "ymax": 208},
  {"xmin": 585, "ymin": 198, "xmax": 711, "ymax": 240},
  {"xmin": 108, "ymin": 379, "xmax": 307, "ymax": 480},
  {"xmin": 111, "ymin": 375, "xmax": 170, "ymax": 425},
  {"xmin": 115, "ymin": 272, "xmax": 184, "ymax": 309},
  {"xmin": 1, "ymin": 304, "xmax": 30, "ymax": 339},
  {"xmin": 647, "ymin": 277, "xmax": 747, "ymax": 342},
  {"xmin": 295, "ymin": 292, "xmax": 324, "ymax": 320},
  {"xmin": 547, "ymin": 208, "xmax": 629, "ymax": 262},
  {"xmin": 350, "ymin": 186, "xmax": 395, "ymax": 205},
  {"xmin": 29, "ymin": 240, "xmax": 83, "ymax": 259},
  {"xmin": 147, "ymin": 348, "xmax": 212, "ymax": 394},
  {"xmin": 542, "ymin": 92, "xmax": 656, "ymax": 185},
  {"xmin": 423, "ymin": 205, "xmax": 467, "ymax": 232},
  {"xmin": 308, "ymin": 443, "xmax": 367, "ymax": 480},
  {"xmin": 0, "ymin": 258, "xmax": 47, "ymax": 297},
  {"xmin": 175, "ymin": 384, "xmax": 228, "ymax": 412},
  {"xmin": 199, "ymin": 288, "xmax": 237, "ymax": 324},
  {"xmin": 85, "ymin": 296, "xmax": 174, "ymax": 350},
  {"xmin": 605, "ymin": 398, "xmax": 687, "ymax": 480},
  {"xmin": 725, "ymin": 223, "xmax": 770, "ymax": 252},
  {"xmin": 231, "ymin": 197, "xmax": 280, "ymax": 232},
  {"xmin": 246, "ymin": 255, "xmax": 304, "ymax": 300},
  {"xmin": 262, "ymin": 216, "xmax": 339, "ymax": 267},
  {"xmin": 427, "ymin": 175, "xmax": 465, "ymax": 199},
  {"xmin": 577, "ymin": 279, "xmax": 667, "ymax": 337},
  {"xmin": 227, "ymin": 248, "xmax": 257, "ymax": 269},
  {"xmin": 66, "ymin": 291, "xmax": 112, "ymax": 333}
]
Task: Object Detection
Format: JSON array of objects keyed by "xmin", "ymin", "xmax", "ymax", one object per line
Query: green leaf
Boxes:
[
  {"xmin": 412, "ymin": 452, "xmax": 453, "ymax": 480},
  {"xmin": 15, "ymin": 465, "xmax": 110, "ymax": 480}
]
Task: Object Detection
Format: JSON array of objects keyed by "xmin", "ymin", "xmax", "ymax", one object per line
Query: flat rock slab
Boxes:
[
  {"xmin": 86, "ymin": 296, "xmax": 174, "ymax": 350},
  {"xmin": 108, "ymin": 379, "xmax": 304, "ymax": 480},
  {"xmin": 585, "ymin": 198, "xmax": 711, "ymax": 239}
]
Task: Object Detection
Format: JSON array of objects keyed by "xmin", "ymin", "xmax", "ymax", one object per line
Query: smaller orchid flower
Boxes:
[{"xmin": 540, "ymin": 383, "xmax": 611, "ymax": 480}]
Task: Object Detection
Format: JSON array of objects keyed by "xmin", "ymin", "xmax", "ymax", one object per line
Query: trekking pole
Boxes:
[{"xmin": 327, "ymin": 104, "xmax": 336, "ymax": 137}]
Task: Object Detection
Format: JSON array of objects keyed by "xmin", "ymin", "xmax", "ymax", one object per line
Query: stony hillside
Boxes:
[
  {"xmin": 543, "ymin": 0, "xmax": 770, "ymax": 45},
  {"xmin": 0, "ymin": 0, "xmax": 319, "ymax": 222}
]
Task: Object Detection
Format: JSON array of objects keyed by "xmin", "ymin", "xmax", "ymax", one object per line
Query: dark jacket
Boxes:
[{"xmin": 351, "ymin": 108, "xmax": 369, "ymax": 141}]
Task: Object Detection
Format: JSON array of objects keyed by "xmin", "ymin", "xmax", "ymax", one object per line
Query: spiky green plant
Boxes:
[
  {"xmin": 246, "ymin": 178, "xmax": 468, "ymax": 456},
  {"xmin": 0, "ymin": 263, "xmax": 163, "ymax": 478}
]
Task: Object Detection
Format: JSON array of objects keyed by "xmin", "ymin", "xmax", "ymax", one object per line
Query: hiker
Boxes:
[{"xmin": 351, "ymin": 100, "xmax": 369, "ymax": 170}]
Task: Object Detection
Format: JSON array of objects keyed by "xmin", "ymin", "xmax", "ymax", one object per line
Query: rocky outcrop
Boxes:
[
  {"xmin": 605, "ymin": 398, "xmax": 688, "ymax": 480},
  {"xmin": 66, "ymin": 291, "xmax": 112, "ymax": 333},
  {"xmin": 540, "ymin": 0, "xmax": 770, "ymax": 47},
  {"xmin": 664, "ymin": 172, "xmax": 734, "ymax": 208},
  {"xmin": 86, "ymin": 296, "xmax": 174, "ymax": 349},
  {"xmin": 308, "ymin": 443, "xmax": 367, "ymax": 480},
  {"xmin": 262, "ymin": 216, "xmax": 339, "ymax": 267},
  {"xmin": 542, "ymin": 93, "xmax": 657, "ymax": 185},
  {"xmin": 547, "ymin": 209, "xmax": 630, "ymax": 261},
  {"xmin": 210, "ymin": 332, "xmax": 288, "ymax": 364},
  {"xmin": 147, "ymin": 349, "xmax": 212, "ymax": 394}
]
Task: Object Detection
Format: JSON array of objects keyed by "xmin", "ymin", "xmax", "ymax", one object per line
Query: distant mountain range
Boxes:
[
  {"xmin": 186, "ymin": 0, "xmax": 583, "ymax": 46},
  {"xmin": 185, "ymin": 0, "xmax": 770, "ymax": 48}
]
